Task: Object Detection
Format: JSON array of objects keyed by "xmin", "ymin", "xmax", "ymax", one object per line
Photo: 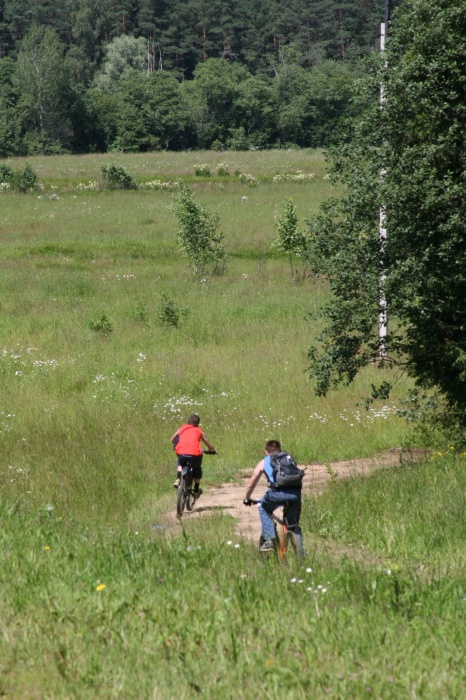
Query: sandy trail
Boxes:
[{"xmin": 161, "ymin": 448, "xmax": 424, "ymax": 542}]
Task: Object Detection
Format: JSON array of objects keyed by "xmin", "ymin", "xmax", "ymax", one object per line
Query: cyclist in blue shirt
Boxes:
[{"xmin": 243, "ymin": 439, "xmax": 302, "ymax": 552}]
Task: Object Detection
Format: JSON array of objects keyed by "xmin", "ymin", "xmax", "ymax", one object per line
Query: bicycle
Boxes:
[
  {"xmin": 176, "ymin": 450, "xmax": 216, "ymax": 517},
  {"xmin": 247, "ymin": 498, "xmax": 305, "ymax": 560}
]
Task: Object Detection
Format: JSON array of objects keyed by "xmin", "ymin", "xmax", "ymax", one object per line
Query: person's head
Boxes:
[
  {"xmin": 265, "ymin": 439, "xmax": 281, "ymax": 454},
  {"xmin": 187, "ymin": 413, "xmax": 200, "ymax": 426}
]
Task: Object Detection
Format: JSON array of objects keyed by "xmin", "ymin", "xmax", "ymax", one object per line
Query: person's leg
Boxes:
[
  {"xmin": 173, "ymin": 458, "xmax": 182, "ymax": 488},
  {"xmin": 259, "ymin": 490, "xmax": 283, "ymax": 542},
  {"xmin": 283, "ymin": 491, "xmax": 301, "ymax": 531},
  {"xmin": 191, "ymin": 455, "xmax": 203, "ymax": 496}
]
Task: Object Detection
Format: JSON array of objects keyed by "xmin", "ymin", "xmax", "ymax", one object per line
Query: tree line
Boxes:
[
  {"xmin": 0, "ymin": 1, "xmax": 384, "ymax": 74},
  {"xmin": 0, "ymin": 1, "xmax": 385, "ymax": 156}
]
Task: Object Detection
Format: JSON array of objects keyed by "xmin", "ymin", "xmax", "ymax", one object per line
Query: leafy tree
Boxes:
[
  {"xmin": 16, "ymin": 25, "xmax": 73, "ymax": 153},
  {"xmin": 95, "ymin": 34, "xmax": 147, "ymax": 87},
  {"xmin": 0, "ymin": 57, "xmax": 22, "ymax": 156},
  {"xmin": 273, "ymin": 198, "xmax": 307, "ymax": 282},
  {"xmin": 185, "ymin": 58, "xmax": 249, "ymax": 149},
  {"xmin": 235, "ymin": 74, "xmax": 276, "ymax": 148},
  {"xmin": 307, "ymin": 0, "xmax": 466, "ymax": 424},
  {"xmin": 173, "ymin": 185, "xmax": 225, "ymax": 276},
  {"xmin": 109, "ymin": 70, "xmax": 193, "ymax": 152}
]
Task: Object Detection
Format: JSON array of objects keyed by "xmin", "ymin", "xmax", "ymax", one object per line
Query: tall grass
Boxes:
[
  {"xmin": 1, "ymin": 490, "xmax": 465, "ymax": 699},
  {"xmin": 305, "ymin": 451, "xmax": 466, "ymax": 571},
  {"xmin": 0, "ymin": 151, "xmax": 414, "ymax": 523},
  {"xmin": 0, "ymin": 151, "xmax": 464, "ymax": 698}
]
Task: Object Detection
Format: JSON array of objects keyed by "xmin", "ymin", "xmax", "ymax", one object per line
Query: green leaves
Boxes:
[
  {"xmin": 173, "ymin": 185, "xmax": 225, "ymax": 276},
  {"xmin": 307, "ymin": 0, "xmax": 466, "ymax": 423},
  {"xmin": 272, "ymin": 198, "xmax": 307, "ymax": 282}
]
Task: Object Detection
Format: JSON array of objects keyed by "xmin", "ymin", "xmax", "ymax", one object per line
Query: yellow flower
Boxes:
[
  {"xmin": 265, "ymin": 659, "xmax": 275, "ymax": 668},
  {"xmin": 96, "ymin": 583, "xmax": 106, "ymax": 591},
  {"xmin": 44, "ymin": 546, "xmax": 50, "ymax": 551}
]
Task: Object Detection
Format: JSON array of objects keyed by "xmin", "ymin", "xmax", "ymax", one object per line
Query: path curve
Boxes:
[{"xmin": 161, "ymin": 448, "xmax": 425, "ymax": 542}]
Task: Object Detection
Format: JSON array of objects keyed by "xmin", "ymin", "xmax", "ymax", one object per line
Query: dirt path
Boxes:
[{"xmin": 161, "ymin": 448, "xmax": 424, "ymax": 542}]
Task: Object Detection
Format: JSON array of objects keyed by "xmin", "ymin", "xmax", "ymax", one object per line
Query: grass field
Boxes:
[
  {"xmin": 2, "ymin": 150, "xmax": 462, "ymax": 698},
  {"xmin": 0, "ymin": 149, "xmax": 413, "ymax": 523}
]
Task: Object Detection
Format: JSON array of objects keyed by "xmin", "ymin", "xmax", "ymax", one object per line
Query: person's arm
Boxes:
[
  {"xmin": 170, "ymin": 430, "xmax": 180, "ymax": 445},
  {"xmin": 201, "ymin": 432, "xmax": 215, "ymax": 452},
  {"xmin": 244, "ymin": 459, "xmax": 264, "ymax": 501}
]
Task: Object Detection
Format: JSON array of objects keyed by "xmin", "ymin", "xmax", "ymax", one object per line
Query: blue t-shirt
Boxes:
[{"xmin": 263, "ymin": 455, "xmax": 274, "ymax": 485}]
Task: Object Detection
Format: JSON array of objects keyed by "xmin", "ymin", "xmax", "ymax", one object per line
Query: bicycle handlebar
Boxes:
[{"xmin": 203, "ymin": 449, "xmax": 217, "ymax": 455}]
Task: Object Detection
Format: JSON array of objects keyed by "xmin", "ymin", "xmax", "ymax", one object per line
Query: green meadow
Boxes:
[{"xmin": 1, "ymin": 150, "xmax": 464, "ymax": 698}]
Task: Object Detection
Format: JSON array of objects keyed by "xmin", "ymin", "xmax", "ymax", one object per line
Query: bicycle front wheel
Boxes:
[
  {"xmin": 285, "ymin": 530, "xmax": 306, "ymax": 561},
  {"xmin": 176, "ymin": 475, "xmax": 188, "ymax": 517}
]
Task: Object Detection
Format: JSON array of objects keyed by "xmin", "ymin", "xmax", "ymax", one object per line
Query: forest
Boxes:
[{"xmin": 0, "ymin": 0, "xmax": 385, "ymax": 155}]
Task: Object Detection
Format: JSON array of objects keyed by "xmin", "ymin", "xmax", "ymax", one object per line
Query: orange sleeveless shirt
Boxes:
[{"xmin": 174, "ymin": 425, "xmax": 203, "ymax": 456}]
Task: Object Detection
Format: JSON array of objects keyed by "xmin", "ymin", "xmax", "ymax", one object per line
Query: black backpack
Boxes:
[{"xmin": 270, "ymin": 452, "xmax": 304, "ymax": 489}]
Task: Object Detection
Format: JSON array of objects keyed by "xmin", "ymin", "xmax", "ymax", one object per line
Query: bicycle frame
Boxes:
[
  {"xmin": 176, "ymin": 450, "xmax": 216, "ymax": 517},
  {"xmin": 251, "ymin": 499, "xmax": 304, "ymax": 560}
]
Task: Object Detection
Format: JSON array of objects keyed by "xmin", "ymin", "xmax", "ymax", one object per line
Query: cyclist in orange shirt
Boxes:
[{"xmin": 170, "ymin": 413, "xmax": 215, "ymax": 498}]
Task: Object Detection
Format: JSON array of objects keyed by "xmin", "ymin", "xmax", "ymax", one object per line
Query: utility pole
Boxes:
[{"xmin": 379, "ymin": 0, "xmax": 396, "ymax": 358}]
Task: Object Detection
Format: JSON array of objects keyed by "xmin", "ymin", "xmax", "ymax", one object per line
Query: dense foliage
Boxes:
[
  {"xmin": 0, "ymin": 1, "xmax": 384, "ymax": 71},
  {"xmin": 0, "ymin": 1, "xmax": 385, "ymax": 155},
  {"xmin": 308, "ymin": 0, "xmax": 466, "ymax": 424}
]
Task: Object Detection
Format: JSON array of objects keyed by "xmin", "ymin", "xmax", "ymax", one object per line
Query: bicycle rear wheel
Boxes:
[{"xmin": 285, "ymin": 530, "xmax": 306, "ymax": 561}]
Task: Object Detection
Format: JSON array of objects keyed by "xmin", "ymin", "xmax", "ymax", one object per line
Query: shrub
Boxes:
[
  {"xmin": 101, "ymin": 163, "xmax": 137, "ymax": 190},
  {"xmin": 238, "ymin": 173, "xmax": 257, "ymax": 187},
  {"xmin": 12, "ymin": 164, "xmax": 39, "ymax": 193},
  {"xmin": 89, "ymin": 313, "xmax": 113, "ymax": 334},
  {"xmin": 0, "ymin": 164, "xmax": 14, "ymax": 184},
  {"xmin": 217, "ymin": 163, "xmax": 230, "ymax": 177},
  {"xmin": 135, "ymin": 301, "xmax": 149, "ymax": 322},
  {"xmin": 194, "ymin": 164, "xmax": 211, "ymax": 177},
  {"xmin": 156, "ymin": 294, "xmax": 189, "ymax": 328}
]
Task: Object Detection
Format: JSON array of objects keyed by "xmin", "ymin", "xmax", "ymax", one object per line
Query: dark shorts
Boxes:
[{"xmin": 177, "ymin": 454, "xmax": 203, "ymax": 479}]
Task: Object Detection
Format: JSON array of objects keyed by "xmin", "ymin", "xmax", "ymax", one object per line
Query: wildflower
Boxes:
[
  {"xmin": 45, "ymin": 503, "xmax": 54, "ymax": 513},
  {"xmin": 306, "ymin": 567, "xmax": 312, "ymax": 573},
  {"xmin": 234, "ymin": 544, "xmax": 240, "ymax": 549},
  {"xmin": 96, "ymin": 584, "xmax": 106, "ymax": 591},
  {"xmin": 44, "ymin": 546, "xmax": 50, "ymax": 551},
  {"xmin": 226, "ymin": 540, "xmax": 233, "ymax": 545},
  {"xmin": 290, "ymin": 578, "xmax": 297, "ymax": 583}
]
